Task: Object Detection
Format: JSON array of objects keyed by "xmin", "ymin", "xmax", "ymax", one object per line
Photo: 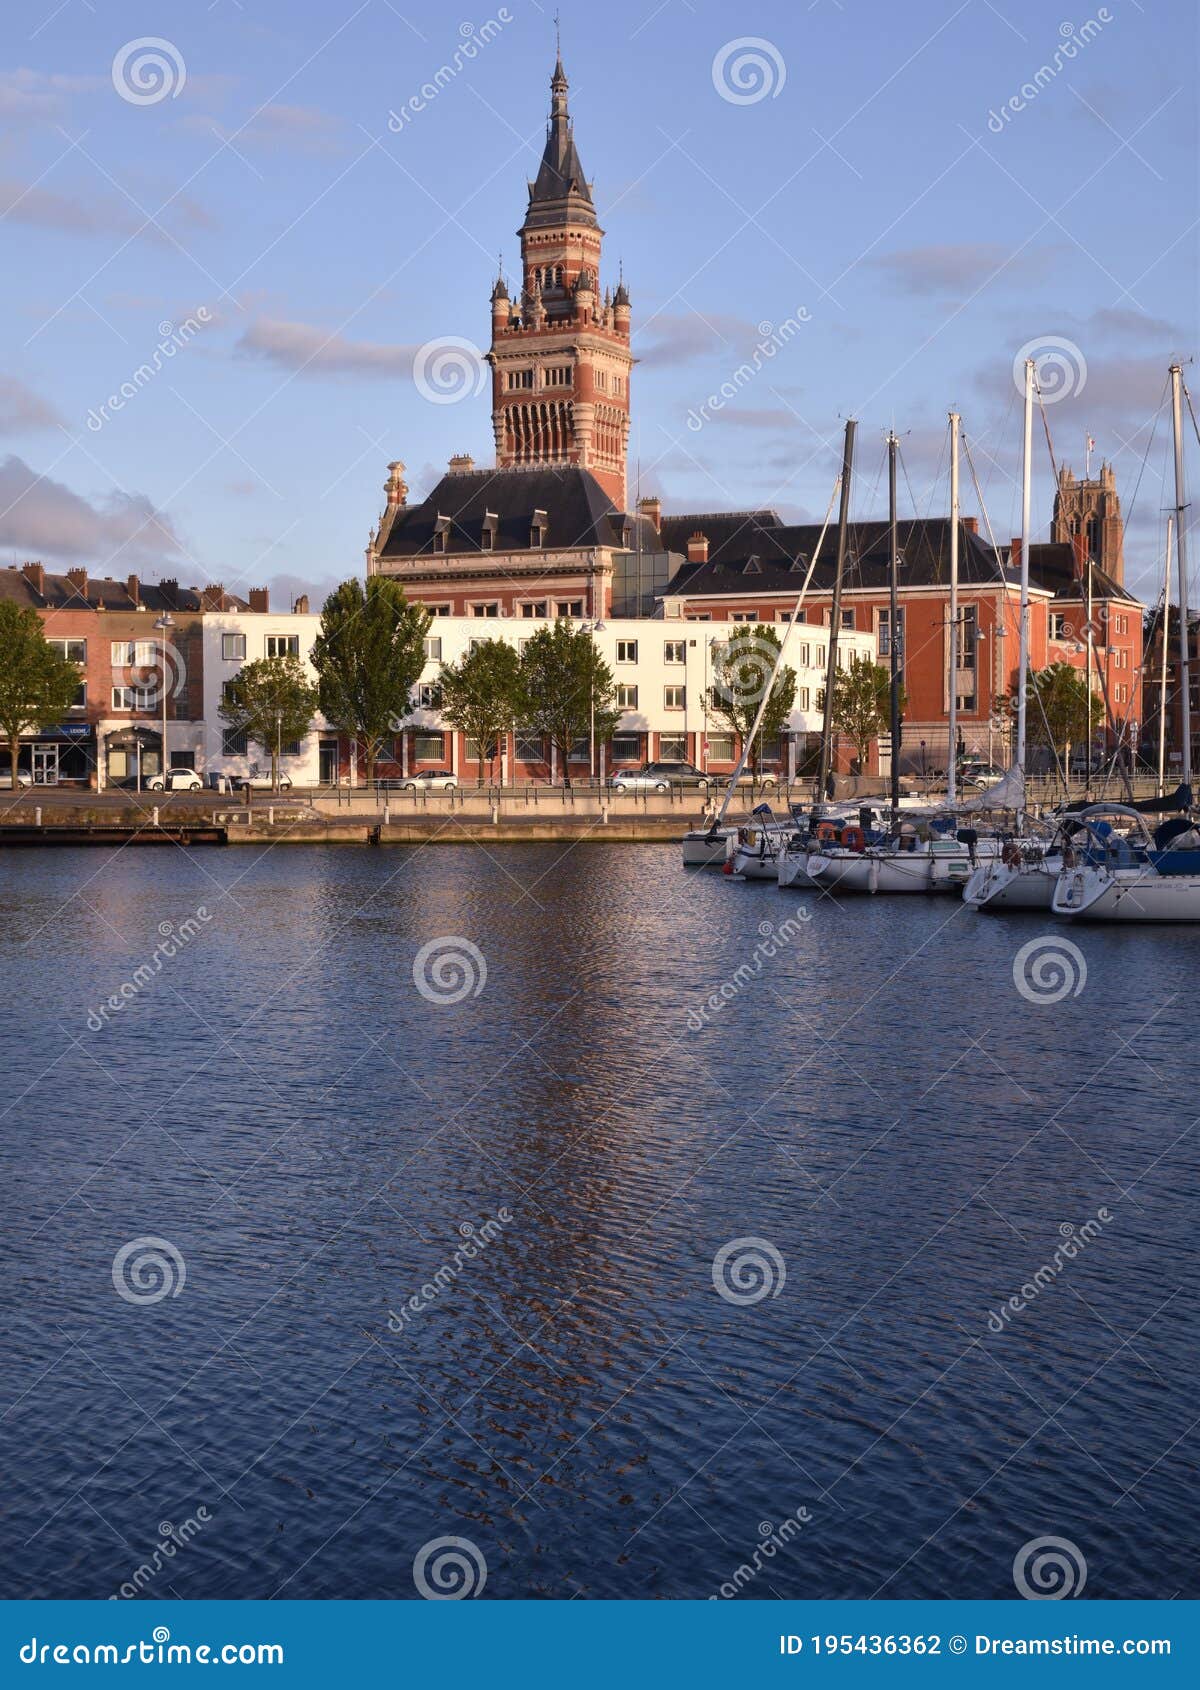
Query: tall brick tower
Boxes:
[
  {"xmin": 1053, "ymin": 461, "xmax": 1125, "ymax": 585},
  {"xmin": 488, "ymin": 53, "xmax": 633, "ymax": 509}
]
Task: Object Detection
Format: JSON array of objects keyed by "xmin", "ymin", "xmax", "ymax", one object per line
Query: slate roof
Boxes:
[
  {"xmin": 0, "ymin": 566, "xmax": 247, "ymax": 612},
  {"xmin": 1027, "ymin": 542, "xmax": 1138, "ymax": 603},
  {"xmin": 523, "ymin": 59, "xmax": 596, "ymax": 233},
  {"xmin": 377, "ymin": 466, "xmax": 660, "ymax": 559}
]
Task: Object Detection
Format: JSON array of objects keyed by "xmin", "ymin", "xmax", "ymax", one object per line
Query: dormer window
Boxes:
[
  {"xmin": 531, "ymin": 508, "xmax": 548, "ymax": 548},
  {"xmin": 745, "ymin": 555, "xmax": 762, "ymax": 574},
  {"xmin": 433, "ymin": 515, "xmax": 451, "ymax": 555},
  {"xmin": 481, "ymin": 512, "xmax": 498, "ymax": 552},
  {"xmin": 789, "ymin": 553, "xmax": 808, "ymax": 572}
]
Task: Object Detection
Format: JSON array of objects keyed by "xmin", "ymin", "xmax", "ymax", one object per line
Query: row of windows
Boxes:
[
  {"xmin": 221, "ymin": 633, "xmax": 300, "ymax": 661},
  {"xmin": 403, "ymin": 730, "xmax": 743, "ymax": 764}
]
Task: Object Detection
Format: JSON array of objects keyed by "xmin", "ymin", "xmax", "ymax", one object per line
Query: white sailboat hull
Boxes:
[
  {"xmin": 777, "ymin": 848, "xmax": 819, "ymax": 888},
  {"xmin": 808, "ymin": 849, "xmax": 933, "ymax": 893},
  {"xmin": 1053, "ymin": 864, "xmax": 1200, "ymax": 922},
  {"xmin": 964, "ymin": 856, "xmax": 1060, "ymax": 911},
  {"xmin": 681, "ymin": 828, "xmax": 733, "ymax": 867}
]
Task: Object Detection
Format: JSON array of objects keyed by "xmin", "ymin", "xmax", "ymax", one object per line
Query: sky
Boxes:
[{"xmin": 0, "ymin": 0, "xmax": 1196, "ymax": 610}]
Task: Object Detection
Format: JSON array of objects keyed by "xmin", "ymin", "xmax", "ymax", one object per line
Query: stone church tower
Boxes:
[
  {"xmin": 487, "ymin": 54, "xmax": 633, "ymax": 509},
  {"xmin": 1052, "ymin": 461, "xmax": 1124, "ymax": 585}
]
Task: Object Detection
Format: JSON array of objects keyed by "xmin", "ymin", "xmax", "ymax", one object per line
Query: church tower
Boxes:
[
  {"xmin": 1052, "ymin": 460, "xmax": 1125, "ymax": 585},
  {"xmin": 488, "ymin": 53, "xmax": 633, "ymax": 509}
]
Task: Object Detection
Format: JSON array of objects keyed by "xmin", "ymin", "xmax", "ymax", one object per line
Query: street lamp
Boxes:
[{"xmin": 154, "ymin": 612, "xmax": 175, "ymax": 786}]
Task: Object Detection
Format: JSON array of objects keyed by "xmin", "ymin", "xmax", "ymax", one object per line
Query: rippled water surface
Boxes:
[{"xmin": 0, "ymin": 843, "xmax": 1196, "ymax": 1600}]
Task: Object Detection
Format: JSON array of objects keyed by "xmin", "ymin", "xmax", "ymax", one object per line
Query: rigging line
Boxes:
[
  {"xmin": 1182, "ymin": 377, "xmax": 1200, "ymax": 453},
  {"xmin": 1120, "ymin": 375, "xmax": 1169, "ymax": 547},
  {"xmin": 1035, "ymin": 382, "xmax": 1060, "ymax": 488},
  {"xmin": 962, "ymin": 431, "xmax": 1068, "ymax": 794}
]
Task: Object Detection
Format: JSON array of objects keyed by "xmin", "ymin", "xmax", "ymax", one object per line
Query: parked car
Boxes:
[
  {"xmin": 385, "ymin": 770, "xmax": 458, "ymax": 791},
  {"xmin": 611, "ymin": 761, "xmax": 711, "ymax": 793},
  {"xmin": 957, "ymin": 760, "xmax": 1005, "ymax": 790},
  {"xmin": 147, "ymin": 769, "xmax": 203, "ymax": 792},
  {"xmin": 0, "ymin": 769, "xmax": 32, "ymax": 788},
  {"xmin": 207, "ymin": 766, "xmax": 293, "ymax": 793}
]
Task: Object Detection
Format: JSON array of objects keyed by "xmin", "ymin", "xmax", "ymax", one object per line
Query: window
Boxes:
[
  {"xmin": 433, "ymin": 531, "xmax": 446, "ymax": 554},
  {"xmin": 1051, "ymin": 612, "xmax": 1069, "ymax": 641},
  {"xmin": 111, "ymin": 640, "xmax": 134, "ymax": 665},
  {"xmin": 616, "ymin": 684, "xmax": 639, "ymax": 709},
  {"xmin": 470, "ymin": 602, "xmax": 500, "ymax": 618},
  {"xmin": 731, "ymin": 611, "xmax": 758, "ymax": 622},
  {"xmin": 521, "ymin": 601, "xmax": 547, "ymax": 618},
  {"xmin": 280, "ymin": 740, "xmax": 302, "ymax": 757},
  {"xmin": 745, "ymin": 556, "xmax": 761, "ymax": 574},
  {"xmin": 555, "ymin": 599, "xmax": 583, "ymax": 616},
  {"xmin": 544, "ymin": 366, "xmax": 572, "ymax": 387},
  {"xmin": 515, "ymin": 732, "xmax": 544, "ymax": 762},
  {"xmin": 659, "ymin": 734, "xmax": 687, "ymax": 760},
  {"xmin": 707, "ymin": 733, "xmax": 734, "ymax": 761},
  {"xmin": 69, "ymin": 681, "xmax": 87, "ymax": 709},
  {"xmin": 798, "ymin": 687, "xmax": 811, "ymax": 711},
  {"xmin": 610, "ymin": 732, "xmax": 641, "ymax": 762},
  {"xmin": 222, "ymin": 727, "xmax": 248, "ymax": 755},
  {"xmin": 507, "ymin": 369, "xmax": 534, "ymax": 390},
  {"xmin": 799, "ymin": 642, "xmax": 811, "ymax": 666},
  {"xmin": 841, "ymin": 608, "xmax": 854, "ymax": 629},
  {"xmin": 664, "ymin": 685, "xmax": 685, "ymax": 710},
  {"xmin": 664, "ymin": 640, "xmax": 686, "ymax": 664},
  {"xmin": 111, "ymin": 687, "xmax": 151, "ymax": 710},
  {"xmin": 613, "ymin": 375, "xmax": 623, "ymax": 396},
  {"xmin": 417, "ymin": 683, "xmax": 438, "ymax": 707},
  {"xmin": 616, "ymin": 640, "xmax": 638, "ymax": 663},
  {"xmin": 412, "ymin": 732, "xmax": 444, "ymax": 761},
  {"xmin": 221, "ymin": 679, "xmax": 240, "ymax": 705},
  {"xmin": 878, "ymin": 607, "xmax": 905, "ymax": 659},
  {"xmin": 686, "ymin": 613, "xmax": 711, "ymax": 622},
  {"xmin": 266, "ymin": 634, "xmax": 300, "ymax": 658},
  {"xmin": 481, "ymin": 523, "xmax": 496, "ymax": 552},
  {"xmin": 776, "ymin": 610, "xmax": 796, "ymax": 623},
  {"xmin": 222, "ymin": 633, "xmax": 246, "ymax": 660},
  {"xmin": 48, "ymin": 638, "xmax": 86, "ymax": 664},
  {"xmin": 423, "ymin": 637, "xmax": 442, "ymax": 661},
  {"xmin": 956, "ymin": 604, "xmax": 977, "ymax": 667},
  {"xmin": 427, "ymin": 603, "xmax": 451, "ymax": 617},
  {"xmin": 567, "ymin": 737, "xmax": 590, "ymax": 763},
  {"xmin": 466, "ymin": 736, "xmax": 497, "ymax": 762},
  {"xmin": 595, "ymin": 370, "xmax": 607, "ymax": 391}
]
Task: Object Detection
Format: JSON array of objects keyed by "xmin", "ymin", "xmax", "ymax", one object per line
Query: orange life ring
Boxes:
[
  {"xmin": 841, "ymin": 825, "xmax": 866, "ymax": 852},
  {"xmin": 816, "ymin": 821, "xmax": 840, "ymax": 842}
]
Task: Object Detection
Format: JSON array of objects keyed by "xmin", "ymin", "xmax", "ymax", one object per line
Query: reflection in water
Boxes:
[{"xmin": 0, "ymin": 844, "xmax": 1195, "ymax": 1599}]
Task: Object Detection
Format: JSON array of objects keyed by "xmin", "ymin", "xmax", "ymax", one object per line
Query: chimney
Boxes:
[
  {"xmin": 962, "ymin": 516, "xmax": 978, "ymax": 536},
  {"xmin": 126, "ymin": 573, "xmax": 140, "ymax": 606},
  {"xmin": 385, "ymin": 461, "xmax": 408, "ymax": 507},
  {"xmin": 293, "ymin": 594, "xmax": 309, "ymax": 615},
  {"xmin": 200, "ymin": 583, "xmax": 226, "ymax": 611},
  {"xmin": 1009, "ymin": 538, "xmax": 1022, "ymax": 577},
  {"xmin": 65, "ymin": 567, "xmax": 88, "ymax": 599},
  {"xmin": 687, "ymin": 531, "xmax": 709, "ymax": 564},
  {"xmin": 448, "ymin": 453, "xmax": 475, "ymax": 475},
  {"xmin": 248, "ymin": 588, "xmax": 269, "ymax": 614},
  {"xmin": 638, "ymin": 495, "xmax": 661, "ymax": 533},
  {"xmin": 21, "ymin": 562, "xmax": 45, "ymax": 597},
  {"xmin": 160, "ymin": 578, "xmax": 179, "ymax": 609}
]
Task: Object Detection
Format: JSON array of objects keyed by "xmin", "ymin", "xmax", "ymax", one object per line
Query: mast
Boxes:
[
  {"xmin": 1085, "ymin": 557, "xmax": 1094, "ymax": 795},
  {"xmin": 1170, "ymin": 363, "xmax": 1192, "ymax": 787},
  {"xmin": 817, "ymin": 418, "xmax": 856, "ymax": 801},
  {"xmin": 1159, "ymin": 515, "xmax": 1174, "ymax": 797},
  {"xmin": 948, "ymin": 410, "xmax": 960, "ymax": 805},
  {"xmin": 1016, "ymin": 357, "xmax": 1033, "ymax": 824},
  {"xmin": 888, "ymin": 431, "xmax": 901, "ymax": 823}
]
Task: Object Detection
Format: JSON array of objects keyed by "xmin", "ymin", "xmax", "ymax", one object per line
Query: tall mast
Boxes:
[
  {"xmin": 1159, "ymin": 515, "xmax": 1174, "ymax": 798},
  {"xmin": 1016, "ymin": 357, "xmax": 1034, "ymax": 820},
  {"xmin": 1170, "ymin": 363, "xmax": 1192, "ymax": 788},
  {"xmin": 888, "ymin": 431, "xmax": 901, "ymax": 823},
  {"xmin": 948, "ymin": 410, "xmax": 960, "ymax": 805},
  {"xmin": 818, "ymin": 419, "xmax": 856, "ymax": 801}
]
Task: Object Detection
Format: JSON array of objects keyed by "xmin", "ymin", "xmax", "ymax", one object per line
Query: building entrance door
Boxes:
[
  {"xmin": 319, "ymin": 740, "xmax": 338, "ymax": 785},
  {"xmin": 32, "ymin": 744, "xmax": 59, "ymax": 785}
]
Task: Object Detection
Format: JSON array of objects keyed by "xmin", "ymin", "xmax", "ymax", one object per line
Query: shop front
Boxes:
[
  {"xmin": 104, "ymin": 727, "xmax": 163, "ymax": 790},
  {"xmin": 18, "ymin": 722, "xmax": 98, "ymax": 786}
]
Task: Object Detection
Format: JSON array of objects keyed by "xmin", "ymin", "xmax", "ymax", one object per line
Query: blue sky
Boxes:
[{"xmin": 0, "ymin": 0, "xmax": 1195, "ymax": 607}]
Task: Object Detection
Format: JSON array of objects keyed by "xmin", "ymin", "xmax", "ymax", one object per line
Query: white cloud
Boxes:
[
  {"xmin": 0, "ymin": 454, "xmax": 186, "ymax": 569},
  {"xmin": 236, "ymin": 317, "xmax": 414, "ymax": 377}
]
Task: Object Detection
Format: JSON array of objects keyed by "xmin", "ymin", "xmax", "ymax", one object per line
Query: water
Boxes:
[{"xmin": 0, "ymin": 843, "xmax": 1196, "ymax": 1601}]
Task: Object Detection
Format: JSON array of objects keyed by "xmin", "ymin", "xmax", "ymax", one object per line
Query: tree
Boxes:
[
  {"xmin": 219, "ymin": 654, "xmax": 319, "ymax": 791},
  {"xmin": 435, "ymin": 638, "xmax": 522, "ymax": 785},
  {"xmin": 816, "ymin": 655, "xmax": 902, "ymax": 773},
  {"xmin": 1014, "ymin": 662, "xmax": 1098, "ymax": 775},
  {"xmin": 0, "ymin": 602, "xmax": 82, "ymax": 787},
  {"xmin": 516, "ymin": 619, "xmax": 619, "ymax": 788},
  {"xmin": 705, "ymin": 626, "xmax": 796, "ymax": 781},
  {"xmin": 311, "ymin": 577, "xmax": 430, "ymax": 784}
]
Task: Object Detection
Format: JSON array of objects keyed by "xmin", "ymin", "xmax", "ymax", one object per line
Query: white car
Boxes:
[
  {"xmin": 0, "ymin": 769, "xmax": 32, "ymax": 788},
  {"xmin": 208, "ymin": 767, "xmax": 293, "ymax": 793},
  {"xmin": 148, "ymin": 769, "xmax": 203, "ymax": 792},
  {"xmin": 389, "ymin": 770, "xmax": 457, "ymax": 792}
]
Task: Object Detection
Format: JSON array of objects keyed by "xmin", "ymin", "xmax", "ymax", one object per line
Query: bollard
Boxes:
[
  {"xmin": 491, "ymin": 802, "xmax": 499, "ymax": 825},
  {"xmin": 152, "ymin": 806, "xmax": 159, "ymax": 827},
  {"xmin": 601, "ymin": 801, "xmax": 608, "ymax": 825},
  {"xmin": 35, "ymin": 806, "xmax": 42, "ymax": 827},
  {"xmin": 383, "ymin": 802, "xmax": 390, "ymax": 826},
  {"xmin": 268, "ymin": 807, "xmax": 274, "ymax": 826}
]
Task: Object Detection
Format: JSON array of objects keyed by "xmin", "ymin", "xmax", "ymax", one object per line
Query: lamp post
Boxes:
[{"xmin": 154, "ymin": 612, "xmax": 175, "ymax": 786}]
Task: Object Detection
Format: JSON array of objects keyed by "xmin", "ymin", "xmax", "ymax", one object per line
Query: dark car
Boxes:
[{"xmin": 612, "ymin": 760, "xmax": 722, "ymax": 792}]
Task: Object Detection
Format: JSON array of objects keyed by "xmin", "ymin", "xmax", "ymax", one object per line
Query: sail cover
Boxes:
[{"xmin": 957, "ymin": 765, "xmax": 1025, "ymax": 812}]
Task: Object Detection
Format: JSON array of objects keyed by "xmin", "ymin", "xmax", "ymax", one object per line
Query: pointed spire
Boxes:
[{"xmin": 523, "ymin": 32, "xmax": 596, "ymax": 229}]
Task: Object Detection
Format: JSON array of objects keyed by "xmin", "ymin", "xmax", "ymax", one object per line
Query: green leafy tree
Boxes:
[
  {"xmin": 435, "ymin": 638, "xmax": 522, "ymax": 785},
  {"xmin": 705, "ymin": 626, "xmax": 796, "ymax": 781},
  {"xmin": 311, "ymin": 578, "xmax": 430, "ymax": 784},
  {"xmin": 816, "ymin": 655, "xmax": 903, "ymax": 773},
  {"xmin": 516, "ymin": 619, "xmax": 619, "ymax": 789},
  {"xmin": 219, "ymin": 654, "xmax": 319, "ymax": 791},
  {"xmin": 0, "ymin": 602, "xmax": 82, "ymax": 786},
  {"xmin": 1013, "ymin": 662, "xmax": 1098, "ymax": 774}
]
